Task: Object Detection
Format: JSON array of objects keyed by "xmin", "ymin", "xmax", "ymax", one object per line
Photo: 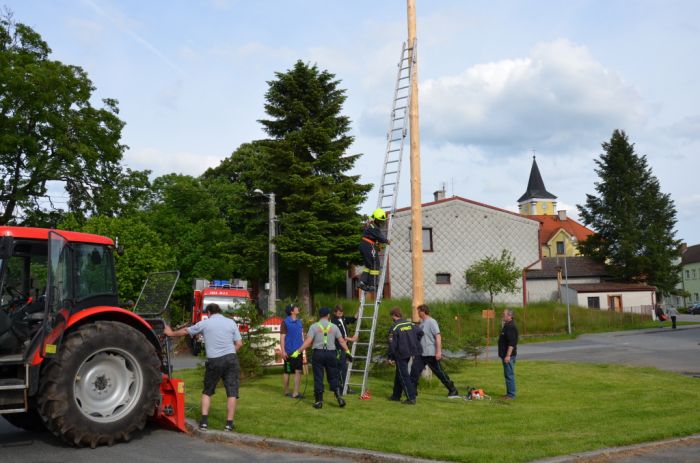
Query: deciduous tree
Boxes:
[
  {"xmin": 0, "ymin": 13, "xmax": 149, "ymax": 226},
  {"xmin": 465, "ymin": 250, "xmax": 521, "ymax": 307}
]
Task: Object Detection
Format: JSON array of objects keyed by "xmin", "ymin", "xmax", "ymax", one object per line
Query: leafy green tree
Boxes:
[
  {"xmin": 577, "ymin": 130, "xmax": 682, "ymax": 295},
  {"xmin": 465, "ymin": 250, "xmax": 521, "ymax": 307},
  {"xmin": 62, "ymin": 215, "xmax": 176, "ymax": 302},
  {"xmin": 143, "ymin": 174, "xmax": 238, "ymax": 308},
  {"xmin": 208, "ymin": 61, "xmax": 371, "ymax": 313},
  {"xmin": 0, "ymin": 13, "xmax": 150, "ymax": 226}
]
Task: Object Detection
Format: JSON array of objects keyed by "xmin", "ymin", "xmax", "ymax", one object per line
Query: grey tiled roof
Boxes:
[
  {"xmin": 568, "ymin": 282, "xmax": 656, "ymax": 292},
  {"xmin": 526, "ymin": 256, "xmax": 607, "ymax": 279}
]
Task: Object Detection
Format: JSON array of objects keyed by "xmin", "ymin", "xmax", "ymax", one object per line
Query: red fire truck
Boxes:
[{"xmin": 187, "ymin": 279, "xmax": 251, "ymax": 355}]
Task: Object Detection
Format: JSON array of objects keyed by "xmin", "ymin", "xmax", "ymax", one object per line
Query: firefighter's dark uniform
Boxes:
[
  {"xmin": 359, "ymin": 220, "xmax": 389, "ymax": 291},
  {"xmin": 388, "ymin": 318, "xmax": 422, "ymax": 402},
  {"xmin": 331, "ymin": 313, "xmax": 357, "ymax": 389},
  {"xmin": 308, "ymin": 319, "xmax": 345, "ymax": 408}
]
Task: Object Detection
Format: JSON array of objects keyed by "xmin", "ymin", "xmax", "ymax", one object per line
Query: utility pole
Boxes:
[
  {"xmin": 407, "ymin": 0, "xmax": 424, "ymax": 322},
  {"xmin": 268, "ymin": 192, "xmax": 276, "ymax": 315},
  {"xmin": 254, "ymin": 189, "xmax": 277, "ymax": 314}
]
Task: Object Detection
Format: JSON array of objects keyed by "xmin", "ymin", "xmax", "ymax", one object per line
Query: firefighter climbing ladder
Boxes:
[{"xmin": 343, "ymin": 40, "xmax": 416, "ymax": 396}]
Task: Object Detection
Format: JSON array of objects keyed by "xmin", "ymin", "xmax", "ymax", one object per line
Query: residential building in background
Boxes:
[
  {"xmin": 681, "ymin": 244, "xmax": 700, "ymax": 305},
  {"xmin": 387, "ymin": 190, "xmax": 541, "ymax": 304}
]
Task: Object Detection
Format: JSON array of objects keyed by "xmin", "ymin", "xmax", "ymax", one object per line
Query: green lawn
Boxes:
[{"xmin": 177, "ymin": 360, "xmax": 700, "ymax": 462}]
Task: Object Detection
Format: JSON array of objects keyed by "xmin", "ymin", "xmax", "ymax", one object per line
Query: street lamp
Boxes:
[
  {"xmin": 254, "ymin": 189, "xmax": 276, "ymax": 314},
  {"xmin": 560, "ymin": 236, "xmax": 578, "ymax": 335}
]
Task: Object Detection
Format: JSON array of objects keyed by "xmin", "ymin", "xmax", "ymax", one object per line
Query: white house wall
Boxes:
[
  {"xmin": 389, "ymin": 199, "xmax": 540, "ymax": 303},
  {"xmin": 564, "ymin": 289, "xmax": 655, "ymax": 310},
  {"xmin": 526, "ymin": 277, "xmax": 601, "ymax": 303}
]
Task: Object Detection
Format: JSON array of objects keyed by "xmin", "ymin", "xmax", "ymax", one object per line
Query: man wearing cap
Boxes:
[
  {"xmin": 280, "ymin": 303, "xmax": 304, "ymax": 399},
  {"xmin": 289, "ymin": 307, "xmax": 352, "ymax": 409},
  {"xmin": 330, "ymin": 305, "xmax": 357, "ymax": 391},
  {"xmin": 164, "ymin": 303, "xmax": 242, "ymax": 431},
  {"xmin": 358, "ymin": 208, "xmax": 390, "ymax": 293},
  {"xmin": 387, "ymin": 307, "xmax": 422, "ymax": 405}
]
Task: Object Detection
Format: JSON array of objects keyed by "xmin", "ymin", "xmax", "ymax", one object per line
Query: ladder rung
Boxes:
[
  {"xmin": 394, "ymin": 96, "xmax": 408, "ymax": 101},
  {"xmin": 389, "ymin": 137, "xmax": 402, "ymax": 142},
  {"xmin": 397, "ymin": 85, "xmax": 409, "ymax": 91},
  {"xmin": 384, "ymin": 171, "xmax": 397, "ymax": 175},
  {"xmin": 387, "ymin": 159, "xmax": 399, "ymax": 163},
  {"xmin": 394, "ymin": 106, "xmax": 407, "ymax": 111},
  {"xmin": 399, "ymin": 76, "xmax": 409, "ymax": 80},
  {"xmin": 382, "ymin": 182, "xmax": 396, "ymax": 187}
]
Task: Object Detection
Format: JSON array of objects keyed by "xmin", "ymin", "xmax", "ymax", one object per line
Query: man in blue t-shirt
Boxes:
[
  {"xmin": 280, "ymin": 303, "xmax": 304, "ymax": 399},
  {"xmin": 165, "ymin": 303, "xmax": 242, "ymax": 431}
]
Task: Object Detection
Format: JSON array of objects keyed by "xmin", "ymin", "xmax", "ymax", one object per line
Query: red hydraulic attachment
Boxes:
[{"xmin": 153, "ymin": 375, "xmax": 187, "ymax": 433}]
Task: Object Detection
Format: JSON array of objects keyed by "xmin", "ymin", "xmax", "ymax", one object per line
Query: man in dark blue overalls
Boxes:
[{"xmin": 359, "ymin": 208, "xmax": 390, "ymax": 292}]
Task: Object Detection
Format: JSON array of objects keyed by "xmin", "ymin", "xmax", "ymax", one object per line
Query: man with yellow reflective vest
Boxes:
[
  {"xmin": 290, "ymin": 307, "xmax": 353, "ymax": 409},
  {"xmin": 387, "ymin": 307, "xmax": 422, "ymax": 405},
  {"xmin": 358, "ymin": 208, "xmax": 390, "ymax": 292}
]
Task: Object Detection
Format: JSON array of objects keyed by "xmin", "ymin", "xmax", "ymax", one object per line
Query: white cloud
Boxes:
[
  {"xmin": 126, "ymin": 148, "xmax": 223, "ymax": 178},
  {"xmin": 362, "ymin": 39, "xmax": 647, "ymax": 154}
]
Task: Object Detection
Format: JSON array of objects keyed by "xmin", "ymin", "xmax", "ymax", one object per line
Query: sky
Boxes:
[{"xmin": 6, "ymin": 0, "xmax": 700, "ymax": 244}]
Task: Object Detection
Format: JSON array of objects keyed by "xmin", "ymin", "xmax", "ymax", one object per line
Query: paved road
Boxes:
[
  {"xmin": 513, "ymin": 314, "xmax": 700, "ymax": 377},
  {"xmin": 0, "ymin": 419, "xmax": 353, "ymax": 463}
]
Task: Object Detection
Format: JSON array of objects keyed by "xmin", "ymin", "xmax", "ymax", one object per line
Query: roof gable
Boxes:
[{"xmin": 530, "ymin": 215, "xmax": 594, "ymax": 245}]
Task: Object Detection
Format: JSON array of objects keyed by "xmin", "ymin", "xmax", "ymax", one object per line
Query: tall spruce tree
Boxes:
[
  {"xmin": 577, "ymin": 130, "xmax": 682, "ymax": 296},
  {"xmin": 254, "ymin": 61, "xmax": 370, "ymax": 312}
]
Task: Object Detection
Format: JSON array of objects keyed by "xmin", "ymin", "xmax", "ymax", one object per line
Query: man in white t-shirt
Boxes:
[
  {"xmin": 409, "ymin": 304, "xmax": 459, "ymax": 398},
  {"xmin": 165, "ymin": 303, "xmax": 242, "ymax": 431}
]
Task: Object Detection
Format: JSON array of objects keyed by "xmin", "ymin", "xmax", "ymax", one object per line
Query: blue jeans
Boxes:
[{"xmin": 501, "ymin": 357, "xmax": 516, "ymax": 398}]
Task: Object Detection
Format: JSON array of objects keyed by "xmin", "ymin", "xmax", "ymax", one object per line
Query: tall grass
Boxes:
[{"xmin": 312, "ymin": 296, "xmax": 659, "ymax": 353}]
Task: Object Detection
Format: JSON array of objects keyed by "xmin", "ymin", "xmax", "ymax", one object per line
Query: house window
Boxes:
[
  {"xmin": 686, "ymin": 270, "xmax": 691, "ymax": 279},
  {"xmin": 556, "ymin": 241, "xmax": 565, "ymax": 255},
  {"xmin": 408, "ymin": 227, "xmax": 433, "ymax": 252},
  {"xmin": 694, "ymin": 269, "xmax": 697, "ymax": 279},
  {"xmin": 695, "ymin": 293, "xmax": 699, "ymax": 302},
  {"xmin": 587, "ymin": 297, "xmax": 600, "ymax": 309},
  {"xmin": 436, "ymin": 273, "xmax": 451, "ymax": 285}
]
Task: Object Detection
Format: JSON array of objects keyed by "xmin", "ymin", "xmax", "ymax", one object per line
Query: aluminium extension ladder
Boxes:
[{"xmin": 343, "ymin": 40, "xmax": 416, "ymax": 396}]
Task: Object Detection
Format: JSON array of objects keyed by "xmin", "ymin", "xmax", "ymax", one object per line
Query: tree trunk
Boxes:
[{"xmin": 298, "ymin": 266, "xmax": 313, "ymax": 315}]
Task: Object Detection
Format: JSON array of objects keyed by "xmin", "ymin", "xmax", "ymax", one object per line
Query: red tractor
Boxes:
[{"xmin": 0, "ymin": 227, "xmax": 186, "ymax": 447}]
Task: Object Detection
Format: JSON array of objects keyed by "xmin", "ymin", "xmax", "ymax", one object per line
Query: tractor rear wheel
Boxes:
[{"xmin": 37, "ymin": 321, "xmax": 161, "ymax": 447}]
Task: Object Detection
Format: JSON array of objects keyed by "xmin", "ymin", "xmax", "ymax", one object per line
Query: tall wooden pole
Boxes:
[{"xmin": 407, "ymin": 0, "xmax": 423, "ymax": 322}]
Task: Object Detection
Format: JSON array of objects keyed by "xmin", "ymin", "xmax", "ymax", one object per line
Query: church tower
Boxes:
[{"xmin": 518, "ymin": 156, "xmax": 557, "ymax": 216}]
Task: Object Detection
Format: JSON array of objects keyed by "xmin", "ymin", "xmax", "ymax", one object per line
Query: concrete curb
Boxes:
[
  {"xmin": 531, "ymin": 433, "xmax": 700, "ymax": 462},
  {"xmin": 185, "ymin": 419, "xmax": 449, "ymax": 463}
]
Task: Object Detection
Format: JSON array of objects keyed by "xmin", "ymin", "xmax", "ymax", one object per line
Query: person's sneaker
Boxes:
[
  {"xmin": 447, "ymin": 389, "xmax": 460, "ymax": 398},
  {"xmin": 284, "ymin": 392, "xmax": 293, "ymax": 397},
  {"xmin": 224, "ymin": 424, "xmax": 235, "ymax": 431},
  {"xmin": 401, "ymin": 399, "xmax": 416, "ymax": 405},
  {"xmin": 387, "ymin": 396, "xmax": 401, "ymax": 401},
  {"xmin": 499, "ymin": 395, "xmax": 514, "ymax": 401},
  {"xmin": 198, "ymin": 423, "xmax": 208, "ymax": 431},
  {"xmin": 291, "ymin": 394, "xmax": 304, "ymax": 399}
]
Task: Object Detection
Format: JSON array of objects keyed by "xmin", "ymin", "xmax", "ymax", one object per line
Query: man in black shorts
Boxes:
[
  {"xmin": 280, "ymin": 304, "xmax": 304, "ymax": 398},
  {"xmin": 165, "ymin": 303, "xmax": 243, "ymax": 431}
]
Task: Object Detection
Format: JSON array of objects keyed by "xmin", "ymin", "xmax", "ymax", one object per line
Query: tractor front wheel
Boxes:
[{"xmin": 37, "ymin": 321, "xmax": 161, "ymax": 447}]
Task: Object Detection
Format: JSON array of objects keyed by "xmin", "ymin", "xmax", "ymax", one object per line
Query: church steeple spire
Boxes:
[{"xmin": 518, "ymin": 155, "xmax": 557, "ymax": 215}]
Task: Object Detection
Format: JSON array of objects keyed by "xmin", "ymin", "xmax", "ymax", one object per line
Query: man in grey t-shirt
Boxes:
[
  {"xmin": 409, "ymin": 304, "xmax": 459, "ymax": 398},
  {"xmin": 290, "ymin": 307, "xmax": 352, "ymax": 409},
  {"xmin": 165, "ymin": 303, "xmax": 242, "ymax": 431}
]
